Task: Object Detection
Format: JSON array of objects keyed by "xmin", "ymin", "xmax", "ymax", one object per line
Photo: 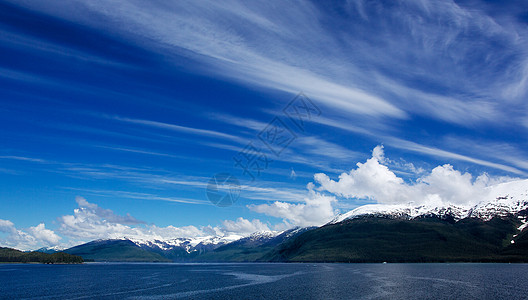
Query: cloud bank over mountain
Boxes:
[
  {"xmin": 0, "ymin": 145, "xmax": 524, "ymax": 250},
  {"xmin": 247, "ymin": 146, "xmax": 520, "ymax": 227}
]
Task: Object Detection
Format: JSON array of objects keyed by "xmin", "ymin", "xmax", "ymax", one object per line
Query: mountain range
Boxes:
[{"xmin": 36, "ymin": 179, "xmax": 528, "ymax": 263}]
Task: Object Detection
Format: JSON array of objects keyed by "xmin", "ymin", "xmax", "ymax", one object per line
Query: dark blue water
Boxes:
[{"xmin": 1, "ymin": 263, "xmax": 527, "ymax": 299}]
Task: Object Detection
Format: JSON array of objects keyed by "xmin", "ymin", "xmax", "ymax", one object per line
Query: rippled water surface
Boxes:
[{"xmin": 1, "ymin": 263, "xmax": 526, "ymax": 299}]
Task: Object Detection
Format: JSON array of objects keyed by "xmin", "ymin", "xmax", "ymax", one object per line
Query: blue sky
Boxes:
[{"xmin": 1, "ymin": 0, "xmax": 528, "ymax": 249}]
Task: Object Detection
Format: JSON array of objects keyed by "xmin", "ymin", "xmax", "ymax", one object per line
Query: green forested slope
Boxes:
[
  {"xmin": 0, "ymin": 247, "xmax": 83, "ymax": 263},
  {"xmin": 264, "ymin": 216, "xmax": 528, "ymax": 262}
]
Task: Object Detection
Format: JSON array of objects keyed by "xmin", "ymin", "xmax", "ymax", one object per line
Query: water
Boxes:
[{"xmin": 1, "ymin": 263, "xmax": 527, "ymax": 299}]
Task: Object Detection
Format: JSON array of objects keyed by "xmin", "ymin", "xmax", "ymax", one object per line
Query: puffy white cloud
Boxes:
[
  {"xmin": 28, "ymin": 223, "xmax": 61, "ymax": 245},
  {"xmin": 371, "ymin": 145, "xmax": 387, "ymax": 163},
  {"xmin": 0, "ymin": 219, "xmax": 16, "ymax": 233},
  {"xmin": 314, "ymin": 145, "xmax": 516, "ymax": 207},
  {"xmin": 221, "ymin": 218, "xmax": 270, "ymax": 235},
  {"xmin": 248, "ymin": 188, "xmax": 337, "ymax": 227},
  {"xmin": 0, "ymin": 219, "xmax": 60, "ymax": 250}
]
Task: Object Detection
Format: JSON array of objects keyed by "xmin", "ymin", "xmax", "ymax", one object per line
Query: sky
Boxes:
[{"xmin": 1, "ymin": 0, "xmax": 528, "ymax": 250}]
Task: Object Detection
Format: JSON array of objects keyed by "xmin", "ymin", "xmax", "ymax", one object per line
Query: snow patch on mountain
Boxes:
[
  {"xmin": 331, "ymin": 179, "xmax": 528, "ymax": 224},
  {"xmin": 245, "ymin": 231, "xmax": 281, "ymax": 242},
  {"xmin": 517, "ymin": 217, "xmax": 528, "ymax": 232},
  {"xmin": 35, "ymin": 245, "xmax": 66, "ymax": 253},
  {"xmin": 45, "ymin": 245, "xmax": 65, "ymax": 251}
]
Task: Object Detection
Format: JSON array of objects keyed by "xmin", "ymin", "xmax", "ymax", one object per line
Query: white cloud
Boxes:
[
  {"xmin": 28, "ymin": 223, "xmax": 61, "ymax": 245},
  {"xmin": 290, "ymin": 168, "xmax": 297, "ymax": 180},
  {"xmin": 235, "ymin": 145, "xmax": 517, "ymax": 227},
  {"xmin": 71, "ymin": 0, "xmax": 526, "ymax": 124},
  {"xmin": 0, "ymin": 219, "xmax": 60, "ymax": 250},
  {"xmin": 502, "ymin": 56, "xmax": 528, "ymax": 100},
  {"xmin": 0, "ymin": 155, "xmax": 49, "ymax": 163},
  {"xmin": 221, "ymin": 218, "xmax": 270, "ymax": 235},
  {"xmin": 10, "ymin": 0, "xmax": 406, "ymax": 120},
  {"xmin": 0, "ymin": 219, "xmax": 17, "ymax": 237},
  {"xmin": 110, "ymin": 115, "xmax": 247, "ymax": 144},
  {"xmin": 248, "ymin": 187, "xmax": 337, "ymax": 227},
  {"xmin": 296, "ymin": 136, "xmax": 361, "ymax": 161},
  {"xmin": 314, "ymin": 145, "xmax": 516, "ymax": 207},
  {"xmin": 74, "ymin": 196, "xmax": 143, "ymax": 225},
  {"xmin": 314, "ymin": 146, "xmax": 412, "ymax": 204},
  {"xmin": 371, "ymin": 145, "xmax": 387, "ymax": 163}
]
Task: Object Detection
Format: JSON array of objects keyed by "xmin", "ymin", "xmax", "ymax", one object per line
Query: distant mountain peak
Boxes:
[{"xmin": 34, "ymin": 245, "xmax": 66, "ymax": 253}]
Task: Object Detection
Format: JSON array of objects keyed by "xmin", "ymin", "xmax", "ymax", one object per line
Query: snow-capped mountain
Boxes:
[
  {"xmin": 102, "ymin": 229, "xmax": 308, "ymax": 259},
  {"xmin": 212, "ymin": 231, "xmax": 283, "ymax": 249},
  {"xmin": 126, "ymin": 234, "xmax": 245, "ymax": 254},
  {"xmin": 331, "ymin": 179, "xmax": 528, "ymax": 224},
  {"xmin": 242, "ymin": 231, "xmax": 281, "ymax": 243},
  {"xmin": 49, "ymin": 228, "xmax": 307, "ymax": 260},
  {"xmin": 34, "ymin": 245, "xmax": 66, "ymax": 253}
]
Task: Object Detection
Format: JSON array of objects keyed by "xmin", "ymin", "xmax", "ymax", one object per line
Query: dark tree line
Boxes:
[{"xmin": 0, "ymin": 247, "xmax": 83, "ymax": 264}]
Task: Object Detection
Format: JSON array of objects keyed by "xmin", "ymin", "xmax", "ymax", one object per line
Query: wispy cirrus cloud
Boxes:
[
  {"xmin": 385, "ymin": 137, "xmax": 526, "ymax": 176},
  {"xmin": 209, "ymin": 114, "xmax": 360, "ymax": 171},
  {"xmin": 0, "ymin": 155, "xmax": 48, "ymax": 163},
  {"xmin": 62, "ymin": 188, "xmax": 210, "ymax": 206},
  {"xmin": 8, "ymin": 0, "xmax": 405, "ymax": 120},
  {"xmin": 19, "ymin": 0, "xmax": 526, "ymax": 124},
  {"xmin": 306, "ymin": 115, "xmax": 527, "ymax": 175},
  {"xmin": 440, "ymin": 136, "xmax": 528, "ymax": 172},
  {"xmin": 5, "ymin": 0, "xmax": 528, "ymax": 177},
  {"xmin": 110, "ymin": 115, "xmax": 247, "ymax": 144}
]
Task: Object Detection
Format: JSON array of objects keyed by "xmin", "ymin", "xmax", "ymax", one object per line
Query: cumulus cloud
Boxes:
[
  {"xmin": 248, "ymin": 188, "xmax": 337, "ymax": 227},
  {"xmin": 314, "ymin": 145, "xmax": 516, "ymax": 207},
  {"xmin": 28, "ymin": 223, "xmax": 61, "ymax": 245},
  {"xmin": 221, "ymin": 218, "xmax": 270, "ymax": 235},
  {"xmin": 74, "ymin": 196, "xmax": 143, "ymax": 225},
  {"xmin": 0, "ymin": 219, "xmax": 60, "ymax": 250},
  {"xmin": 0, "ymin": 219, "xmax": 18, "ymax": 242}
]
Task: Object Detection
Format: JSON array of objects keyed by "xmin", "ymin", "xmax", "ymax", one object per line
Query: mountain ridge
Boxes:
[{"xmin": 28, "ymin": 179, "xmax": 528, "ymax": 263}]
